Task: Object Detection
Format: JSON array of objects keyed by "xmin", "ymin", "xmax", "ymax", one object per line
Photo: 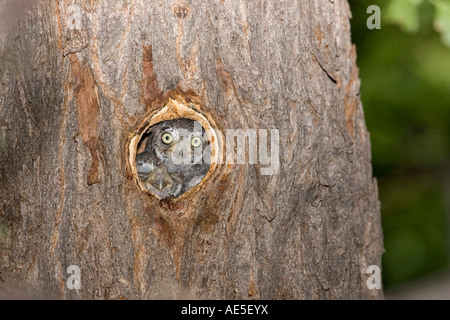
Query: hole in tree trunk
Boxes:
[
  {"xmin": 129, "ymin": 98, "xmax": 222, "ymax": 200},
  {"xmin": 135, "ymin": 119, "xmax": 211, "ymax": 199}
]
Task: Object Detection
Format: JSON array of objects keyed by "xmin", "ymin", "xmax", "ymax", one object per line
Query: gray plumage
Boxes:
[{"xmin": 135, "ymin": 119, "xmax": 211, "ymax": 199}]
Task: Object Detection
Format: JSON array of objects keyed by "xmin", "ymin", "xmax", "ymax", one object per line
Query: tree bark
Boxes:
[{"xmin": 0, "ymin": 0, "xmax": 383, "ymax": 299}]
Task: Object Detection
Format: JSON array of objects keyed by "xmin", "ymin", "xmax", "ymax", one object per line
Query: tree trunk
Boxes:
[{"xmin": 0, "ymin": 0, "xmax": 383, "ymax": 299}]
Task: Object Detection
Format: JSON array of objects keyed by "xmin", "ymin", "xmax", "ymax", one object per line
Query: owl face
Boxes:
[
  {"xmin": 139, "ymin": 164, "xmax": 183, "ymax": 199},
  {"xmin": 151, "ymin": 119, "xmax": 209, "ymax": 166},
  {"xmin": 135, "ymin": 119, "xmax": 211, "ymax": 199}
]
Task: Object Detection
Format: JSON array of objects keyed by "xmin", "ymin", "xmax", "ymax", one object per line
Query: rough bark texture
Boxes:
[{"xmin": 0, "ymin": 0, "xmax": 383, "ymax": 299}]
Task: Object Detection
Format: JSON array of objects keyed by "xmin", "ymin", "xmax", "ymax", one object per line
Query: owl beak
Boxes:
[
  {"xmin": 169, "ymin": 144, "xmax": 184, "ymax": 158},
  {"xmin": 156, "ymin": 177, "xmax": 165, "ymax": 191}
]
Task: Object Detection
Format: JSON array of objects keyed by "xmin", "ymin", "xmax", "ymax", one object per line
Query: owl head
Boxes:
[
  {"xmin": 135, "ymin": 118, "xmax": 211, "ymax": 199},
  {"xmin": 138, "ymin": 163, "xmax": 183, "ymax": 199},
  {"xmin": 150, "ymin": 119, "xmax": 210, "ymax": 166}
]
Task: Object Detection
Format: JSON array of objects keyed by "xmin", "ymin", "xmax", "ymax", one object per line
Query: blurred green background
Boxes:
[{"xmin": 349, "ymin": 0, "xmax": 450, "ymax": 291}]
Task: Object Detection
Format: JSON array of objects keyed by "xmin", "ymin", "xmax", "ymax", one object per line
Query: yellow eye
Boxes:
[
  {"xmin": 191, "ymin": 137, "xmax": 202, "ymax": 147},
  {"xmin": 161, "ymin": 133, "xmax": 173, "ymax": 144}
]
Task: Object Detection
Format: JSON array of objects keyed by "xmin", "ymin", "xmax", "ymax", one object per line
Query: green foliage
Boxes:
[
  {"xmin": 386, "ymin": 0, "xmax": 424, "ymax": 32},
  {"xmin": 349, "ymin": 0, "xmax": 450, "ymax": 289},
  {"xmin": 432, "ymin": 0, "xmax": 450, "ymax": 46},
  {"xmin": 381, "ymin": 175, "xmax": 448, "ymax": 285},
  {"xmin": 386, "ymin": 0, "xmax": 450, "ymax": 47}
]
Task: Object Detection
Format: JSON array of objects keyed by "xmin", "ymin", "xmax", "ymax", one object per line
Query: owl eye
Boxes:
[
  {"xmin": 191, "ymin": 137, "xmax": 202, "ymax": 147},
  {"xmin": 161, "ymin": 133, "xmax": 173, "ymax": 144}
]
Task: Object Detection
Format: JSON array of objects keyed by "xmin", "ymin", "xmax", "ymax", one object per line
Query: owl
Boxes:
[{"xmin": 135, "ymin": 118, "xmax": 211, "ymax": 199}]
